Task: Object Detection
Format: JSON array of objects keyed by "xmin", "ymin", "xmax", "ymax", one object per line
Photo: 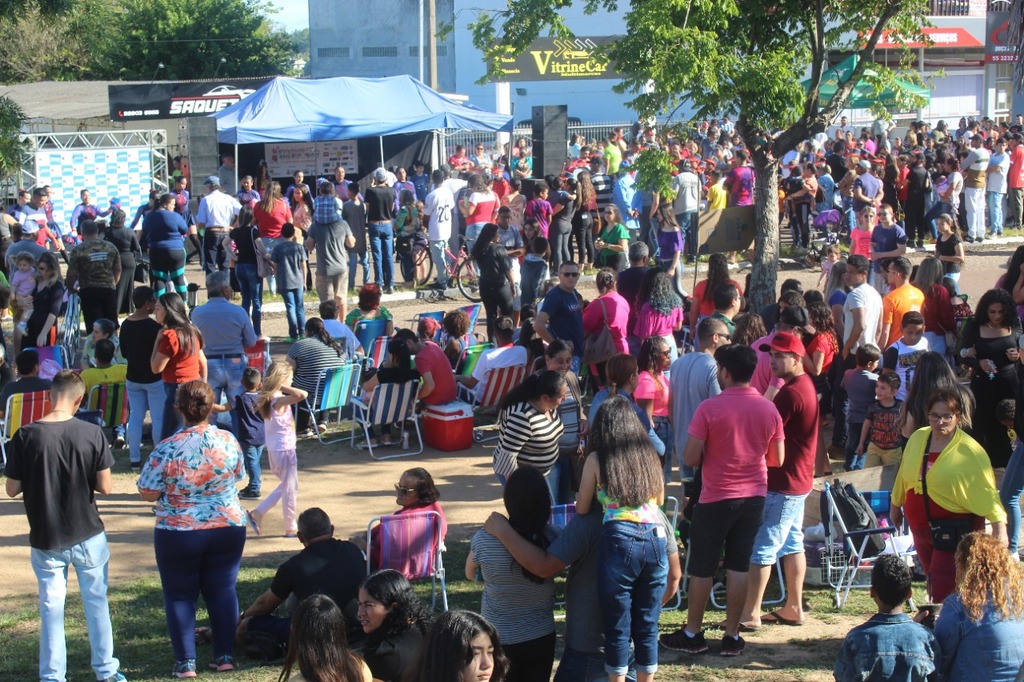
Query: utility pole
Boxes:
[{"xmin": 428, "ymin": 0, "xmax": 438, "ymax": 89}]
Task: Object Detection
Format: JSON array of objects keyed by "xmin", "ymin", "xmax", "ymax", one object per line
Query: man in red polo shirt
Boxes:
[{"xmin": 1007, "ymin": 133, "xmax": 1024, "ymax": 232}]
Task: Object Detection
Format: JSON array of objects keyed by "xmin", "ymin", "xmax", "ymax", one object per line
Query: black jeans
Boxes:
[
  {"xmin": 479, "ymin": 279, "xmax": 514, "ymax": 343},
  {"xmin": 571, "ymin": 210, "xmax": 595, "ymax": 265},
  {"xmin": 503, "ymin": 631, "xmax": 556, "ymax": 682},
  {"xmin": 79, "ymin": 287, "xmax": 118, "ymax": 332},
  {"xmin": 203, "ymin": 230, "xmax": 229, "ymax": 274}
]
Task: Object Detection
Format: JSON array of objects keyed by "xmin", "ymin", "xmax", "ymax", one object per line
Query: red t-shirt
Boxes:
[
  {"xmin": 253, "ymin": 199, "xmax": 292, "ymax": 239},
  {"xmin": 692, "ymin": 278, "xmax": 743, "ymax": 316},
  {"xmin": 415, "ymin": 342, "xmax": 457, "ymax": 405},
  {"xmin": 157, "ymin": 329, "xmax": 203, "ymax": 384},
  {"xmin": 1009, "ymin": 145, "xmax": 1024, "ymax": 190},
  {"xmin": 805, "ymin": 333, "xmax": 836, "ymax": 378},
  {"xmin": 768, "ymin": 373, "xmax": 819, "ymax": 496}
]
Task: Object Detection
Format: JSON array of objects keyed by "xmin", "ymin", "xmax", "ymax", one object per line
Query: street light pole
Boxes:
[{"xmin": 428, "ymin": 0, "xmax": 437, "ymax": 89}]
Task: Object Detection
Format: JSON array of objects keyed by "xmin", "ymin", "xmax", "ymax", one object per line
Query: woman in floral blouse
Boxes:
[{"xmin": 137, "ymin": 380, "xmax": 246, "ymax": 678}]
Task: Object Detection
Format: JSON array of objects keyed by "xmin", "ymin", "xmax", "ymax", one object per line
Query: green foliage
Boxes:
[
  {"xmin": 87, "ymin": 0, "xmax": 295, "ymax": 80},
  {"xmin": 0, "ymin": 95, "xmax": 27, "ymax": 181},
  {"xmin": 632, "ymin": 148, "xmax": 677, "ymax": 202}
]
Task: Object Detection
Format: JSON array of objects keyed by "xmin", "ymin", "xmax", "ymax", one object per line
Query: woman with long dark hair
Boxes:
[
  {"xmin": 104, "ymin": 208, "xmax": 142, "ymax": 315},
  {"xmin": 996, "ymin": 243, "xmax": 1024, "ymax": 320},
  {"xmin": 467, "ymin": 466, "xmax": 557, "ymax": 682},
  {"xmin": 689, "ymin": 252, "xmax": 743, "ymax": 335},
  {"xmin": 226, "ymin": 204, "xmax": 270, "ymax": 335},
  {"xmin": 913, "ymin": 256, "xmax": 955, "ymax": 357},
  {"xmin": 492, "ymin": 370, "xmax": 566, "ymax": 499},
  {"xmin": 254, "ymin": 181, "xmax": 293, "ymax": 295},
  {"xmin": 278, "ymin": 594, "xmax": 371, "ymax": 682},
  {"xmin": 406, "ymin": 610, "xmax": 509, "ymax": 682},
  {"xmin": 595, "ymin": 204, "xmax": 629, "ymax": 271},
  {"xmin": 900, "ymin": 350, "xmax": 974, "ymax": 438},
  {"xmin": 632, "ymin": 270, "xmax": 684, "ymax": 364},
  {"xmin": 635, "ymin": 336, "xmax": 673, "ymax": 475},
  {"xmin": 470, "ymin": 222, "xmax": 514, "ymax": 344},
  {"xmin": 548, "ymin": 175, "xmax": 576, "ymax": 272},
  {"xmin": 355, "ymin": 570, "xmax": 432, "ymax": 682},
  {"xmin": 150, "ymin": 292, "xmax": 205, "ymax": 441},
  {"xmin": 573, "ymin": 170, "xmax": 597, "ymax": 267},
  {"xmin": 655, "ymin": 203, "xmax": 685, "ymax": 299},
  {"xmin": 806, "ymin": 301, "xmax": 839, "ymax": 476},
  {"xmin": 286, "ymin": 317, "xmax": 347, "ymax": 436},
  {"xmin": 959, "ymin": 288, "xmax": 1021, "ymax": 467}
]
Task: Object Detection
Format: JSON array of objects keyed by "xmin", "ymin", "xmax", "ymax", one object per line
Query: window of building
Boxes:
[
  {"xmin": 317, "ymin": 47, "xmax": 350, "ymax": 59},
  {"xmin": 409, "ymin": 45, "xmax": 449, "ymax": 57},
  {"xmin": 362, "ymin": 46, "xmax": 399, "ymax": 58}
]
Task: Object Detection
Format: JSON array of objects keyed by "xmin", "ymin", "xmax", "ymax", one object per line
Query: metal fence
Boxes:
[{"xmin": 441, "ymin": 120, "xmax": 633, "ymax": 160}]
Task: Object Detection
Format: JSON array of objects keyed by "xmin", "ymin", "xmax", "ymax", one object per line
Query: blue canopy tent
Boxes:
[{"xmin": 214, "ymin": 75, "xmax": 512, "ymax": 179}]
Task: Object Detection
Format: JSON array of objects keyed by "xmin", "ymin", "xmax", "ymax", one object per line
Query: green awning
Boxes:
[{"xmin": 804, "ymin": 55, "xmax": 930, "ymax": 109}]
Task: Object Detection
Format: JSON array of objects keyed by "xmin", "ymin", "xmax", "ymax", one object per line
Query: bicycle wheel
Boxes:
[
  {"xmin": 454, "ymin": 257, "xmax": 481, "ymax": 302},
  {"xmin": 415, "ymin": 247, "xmax": 434, "ymax": 287}
]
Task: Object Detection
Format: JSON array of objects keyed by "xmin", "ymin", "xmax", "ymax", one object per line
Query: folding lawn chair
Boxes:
[
  {"xmin": 366, "ymin": 336, "xmax": 389, "ymax": 369},
  {"xmin": 460, "ymin": 304, "xmax": 482, "ymax": 331},
  {"xmin": 351, "ymin": 379, "xmax": 423, "ymax": 460},
  {"xmin": 244, "ymin": 339, "xmax": 270, "ymax": 375},
  {"xmin": 25, "ymin": 345, "xmax": 69, "ymax": 380},
  {"xmin": 299, "ymin": 363, "xmax": 361, "ymax": 445},
  {"xmin": 455, "ymin": 343, "xmax": 494, "ymax": 377},
  {"xmin": 60, "ymin": 292, "xmax": 81, "ymax": 367},
  {"xmin": 87, "ymin": 382, "xmax": 129, "ymax": 439},
  {"xmin": 367, "ymin": 510, "xmax": 447, "ymax": 610},
  {"xmin": 355, "ymin": 319, "xmax": 390, "ymax": 357},
  {"xmin": 459, "ymin": 364, "xmax": 526, "ymax": 442},
  {"xmin": 0, "ymin": 390, "xmax": 51, "ymax": 465}
]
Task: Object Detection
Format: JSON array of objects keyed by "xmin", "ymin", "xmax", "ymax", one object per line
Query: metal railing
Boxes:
[{"xmin": 442, "ymin": 121, "xmax": 634, "ymax": 159}]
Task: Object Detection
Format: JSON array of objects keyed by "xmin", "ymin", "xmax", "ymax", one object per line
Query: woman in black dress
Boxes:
[
  {"xmin": 104, "ymin": 208, "xmax": 142, "ymax": 315},
  {"xmin": 23, "ymin": 251, "xmax": 65, "ymax": 351}
]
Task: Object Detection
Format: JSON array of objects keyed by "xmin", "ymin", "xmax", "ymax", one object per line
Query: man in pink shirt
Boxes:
[
  {"xmin": 1007, "ymin": 133, "xmax": 1024, "ymax": 232},
  {"xmin": 660, "ymin": 344, "xmax": 784, "ymax": 657}
]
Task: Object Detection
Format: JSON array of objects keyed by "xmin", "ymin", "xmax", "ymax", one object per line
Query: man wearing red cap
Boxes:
[{"xmin": 739, "ymin": 331, "xmax": 819, "ymax": 630}]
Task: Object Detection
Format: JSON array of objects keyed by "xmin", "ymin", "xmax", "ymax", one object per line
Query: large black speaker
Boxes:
[
  {"xmin": 179, "ymin": 117, "xmax": 219, "ymax": 191},
  {"xmin": 532, "ymin": 105, "xmax": 567, "ymax": 178}
]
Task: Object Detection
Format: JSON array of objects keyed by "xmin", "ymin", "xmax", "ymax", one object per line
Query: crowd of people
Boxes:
[{"xmin": 6, "ymin": 112, "xmax": 1024, "ymax": 682}]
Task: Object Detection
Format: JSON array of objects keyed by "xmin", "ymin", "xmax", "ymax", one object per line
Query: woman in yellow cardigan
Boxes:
[{"xmin": 891, "ymin": 387, "xmax": 1007, "ymax": 603}]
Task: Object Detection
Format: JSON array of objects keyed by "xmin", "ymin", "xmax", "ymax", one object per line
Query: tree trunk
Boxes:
[{"xmin": 747, "ymin": 160, "xmax": 781, "ymax": 312}]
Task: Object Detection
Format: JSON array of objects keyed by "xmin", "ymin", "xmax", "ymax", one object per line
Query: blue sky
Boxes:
[{"xmin": 266, "ymin": 0, "xmax": 309, "ymax": 32}]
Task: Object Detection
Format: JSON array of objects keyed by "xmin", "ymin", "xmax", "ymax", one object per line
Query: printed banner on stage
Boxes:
[
  {"xmin": 108, "ymin": 79, "xmax": 272, "ymax": 121},
  {"xmin": 698, "ymin": 205, "xmax": 757, "ymax": 254},
  {"xmin": 264, "ymin": 140, "xmax": 360, "ymax": 178},
  {"xmin": 34, "ymin": 148, "xmax": 153, "ymax": 229}
]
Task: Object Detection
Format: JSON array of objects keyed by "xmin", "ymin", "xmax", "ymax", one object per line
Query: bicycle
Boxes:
[{"xmin": 413, "ymin": 235, "xmax": 481, "ymax": 303}]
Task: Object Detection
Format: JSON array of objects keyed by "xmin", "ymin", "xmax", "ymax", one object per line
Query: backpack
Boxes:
[{"xmin": 821, "ymin": 479, "xmax": 885, "ymax": 558}]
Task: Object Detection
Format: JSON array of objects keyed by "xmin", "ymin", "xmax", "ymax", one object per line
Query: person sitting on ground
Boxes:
[
  {"xmin": 456, "ymin": 317, "xmax": 527, "ymax": 402},
  {"xmin": 833, "ymin": 554, "xmax": 939, "ymax": 682},
  {"xmin": 933, "ymin": 532, "xmax": 1024, "ymax": 682},
  {"xmin": 278, "ymin": 594, "xmax": 372, "ymax": 682},
  {"xmin": 349, "ymin": 467, "xmax": 448, "ymax": 568},
  {"xmin": 406, "ymin": 610, "xmax": 510, "ymax": 682},
  {"xmin": 236, "ymin": 507, "xmax": 367, "ymax": 655},
  {"xmin": 0, "ymin": 349, "xmax": 51, "ymax": 417},
  {"xmin": 354, "ymin": 570, "xmax": 433, "ymax": 682},
  {"xmin": 320, "ymin": 299, "xmax": 362, "ymax": 357}
]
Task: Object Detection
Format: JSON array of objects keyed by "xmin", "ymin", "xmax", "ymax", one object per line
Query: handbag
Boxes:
[
  {"xmin": 581, "ymin": 298, "xmax": 617, "ymax": 366},
  {"xmin": 252, "ymin": 227, "xmax": 272, "ymax": 279},
  {"xmin": 920, "ymin": 434, "xmax": 974, "ymax": 552}
]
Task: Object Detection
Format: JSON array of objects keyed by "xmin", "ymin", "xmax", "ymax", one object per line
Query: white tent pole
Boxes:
[
  {"xmin": 234, "ymin": 144, "xmax": 239, "ymax": 192},
  {"xmin": 419, "ymin": 0, "xmax": 425, "ymax": 82},
  {"xmin": 380, "ymin": 136, "xmax": 385, "ymax": 165}
]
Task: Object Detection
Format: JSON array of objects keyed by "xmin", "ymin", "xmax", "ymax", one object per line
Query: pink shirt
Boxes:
[
  {"xmin": 635, "ymin": 371, "xmax": 669, "ymax": 417},
  {"xmin": 750, "ymin": 332, "xmax": 786, "ymax": 394},
  {"xmin": 633, "ymin": 303, "xmax": 684, "ymax": 339},
  {"xmin": 850, "ymin": 228, "xmax": 872, "ymax": 258},
  {"xmin": 688, "ymin": 386, "xmax": 785, "ymax": 503},
  {"xmin": 582, "ymin": 292, "xmax": 630, "ymax": 355}
]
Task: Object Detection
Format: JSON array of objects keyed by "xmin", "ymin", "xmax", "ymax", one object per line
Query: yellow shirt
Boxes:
[
  {"xmin": 706, "ymin": 181, "xmax": 728, "ymax": 210},
  {"xmin": 891, "ymin": 426, "xmax": 1006, "ymax": 524},
  {"xmin": 80, "ymin": 364, "xmax": 127, "ymax": 393}
]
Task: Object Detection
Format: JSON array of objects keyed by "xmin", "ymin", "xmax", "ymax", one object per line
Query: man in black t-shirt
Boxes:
[
  {"xmin": 236, "ymin": 507, "xmax": 367, "ymax": 650},
  {"xmin": 4, "ymin": 371, "xmax": 125, "ymax": 682},
  {"xmin": 365, "ymin": 168, "xmax": 397, "ymax": 294}
]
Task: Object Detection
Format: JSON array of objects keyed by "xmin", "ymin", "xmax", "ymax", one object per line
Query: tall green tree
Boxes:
[
  {"xmin": 472, "ymin": 0, "xmax": 930, "ymax": 309},
  {"xmin": 92, "ymin": 0, "xmax": 294, "ymax": 80},
  {"xmin": 0, "ymin": 95, "xmax": 27, "ymax": 181}
]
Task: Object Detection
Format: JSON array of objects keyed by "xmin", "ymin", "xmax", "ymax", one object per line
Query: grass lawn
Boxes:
[{"xmin": 0, "ymin": 537, "xmax": 892, "ymax": 682}]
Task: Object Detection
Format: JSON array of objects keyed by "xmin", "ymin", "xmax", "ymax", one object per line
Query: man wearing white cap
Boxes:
[{"xmin": 196, "ymin": 175, "xmax": 241, "ymax": 274}]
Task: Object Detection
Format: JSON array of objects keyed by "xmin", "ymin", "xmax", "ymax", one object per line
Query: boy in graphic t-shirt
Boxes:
[{"xmin": 856, "ymin": 372, "xmax": 903, "ymax": 469}]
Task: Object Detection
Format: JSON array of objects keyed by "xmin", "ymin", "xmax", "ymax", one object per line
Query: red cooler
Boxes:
[{"xmin": 422, "ymin": 401, "xmax": 474, "ymax": 451}]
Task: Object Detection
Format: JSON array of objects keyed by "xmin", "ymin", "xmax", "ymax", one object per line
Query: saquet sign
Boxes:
[
  {"xmin": 497, "ymin": 36, "xmax": 621, "ymax": 82},
  {"xmin": 108, "ymin": 79, "xmax": 272, "ymax": 122}
]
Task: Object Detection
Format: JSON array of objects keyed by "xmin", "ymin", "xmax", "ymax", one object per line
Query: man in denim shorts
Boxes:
[
  {"xmin": 739, "ymin": 331, "xmax": 820, "ymax": 629},
  {"xmin": 660, "ymin": 344, "xmax": 784, "ymax": 657}
]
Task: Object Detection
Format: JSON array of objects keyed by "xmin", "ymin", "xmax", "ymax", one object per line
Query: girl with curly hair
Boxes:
[
  {"xmin": 356, "ymin": 570, "xmax": 433, "ymax": 682},
  {"xmin": 632, "ymin": 270, "xmax": 684, "ymax": 364},
  {"xmin": 933, "ymin": 533, "xmax": 1024, "ymax": 682},
  {"xmin": 731, "ymin": 312, "xmax": 767, "ymax": 348}
]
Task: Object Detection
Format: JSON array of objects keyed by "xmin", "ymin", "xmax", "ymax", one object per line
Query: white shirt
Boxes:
[
  {"xmin": 672, "ymin": 172, "xmax": 700, "ymax": 214},
  {"xmin": 470, "ymin": 345, "xmax": 527, "ymax": 400},
  {"xmin": 196, "ymin": 190, "xmax": 241, "ymax": 229},
  {"xmin": 424, "ymin": 186, "xmax": 455, "ymax": 241},
  {"xmin": 988, "ymin": 152, "xmax": 1011, "ymax": 194},
  {"xmin": 843, "ymin": 282, "xmax": 883, "ymax": 352}
]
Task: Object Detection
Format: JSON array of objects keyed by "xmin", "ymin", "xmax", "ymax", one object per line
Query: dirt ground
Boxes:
[{"xmin": 1, "ymin": 240, "xmax": 1020, "ymax": 677}]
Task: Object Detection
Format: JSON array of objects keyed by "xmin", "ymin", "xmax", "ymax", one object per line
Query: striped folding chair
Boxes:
[
  {"xmin": 366, "ymin": 336, "xmax": 389, "ymax": 369},
  {"xmin": 244, "ymin": 339, "xmax": 269, "ymax": 375},
  {"xmin": 367, "ymin": 510, "xmax": 447, "ymax": 611},
  {"xmin": 25, "ymin": 345, "xmax": 69, "ymax": 381},
  {"xmin": 455, "ymin": 343, "xmax": 494, "ymax": 377},
  {"xmin": 461, "ymin": 364, "xmax": 526, "ymax": 442},
  {"xmin": 300, "ymin": 362, "xmax": 362, "ymax": 445},
  {"xmin": 87, "ymin": 382, "xmax": 129, "ymax": 436},
  {"xmin": 351, "ymin": 380, "xmax": 422, "ymax": 460},
  {"xmin": 60, "ymin": 292, "xmax": 81, "ymax": 367},
  {"xmin": 0, "ymin": 390, "xmax": 52, "ymax": 465},
  {"xmin": 354, "ymin": 318, "xmax": 390, "ymax": 356}
]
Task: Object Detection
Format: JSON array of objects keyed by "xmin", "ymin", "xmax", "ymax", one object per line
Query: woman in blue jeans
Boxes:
[
  {"xmin": 137, "ymin": 381, "xmax": 246, "ymax": 678},
  {"xmin": 576, "ymin": 396, "xmax": 669, "ymax": 682},
  {"xmin": 225, "ymin": 205, "xmax": 269, "ymax": 335},
  {"xmin": 119, "ymin": 287, "xmax": 166, "ymax": 468}
]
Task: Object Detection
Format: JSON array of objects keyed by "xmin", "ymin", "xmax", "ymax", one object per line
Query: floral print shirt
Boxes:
[{"xmin": 137, "ymin": 423, "xmax": 246, "ymax": 531}]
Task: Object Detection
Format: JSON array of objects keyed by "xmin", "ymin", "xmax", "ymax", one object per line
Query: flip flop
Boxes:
[
  {"xmin": 713, "ymin": 620, "xmax": 761, "ymax": 632},
  {"xmin": 762, "ymin": 611, "xmax": 804, "ymax": 626},
  {"xmin": 246, "ymin": 510, "xmax": 262, "ymax": 536}
]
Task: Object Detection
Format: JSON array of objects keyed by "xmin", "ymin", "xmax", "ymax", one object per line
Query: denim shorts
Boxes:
[{"xmin": 749, "ymin": 491, "xmax": 808, "ymax": 566}]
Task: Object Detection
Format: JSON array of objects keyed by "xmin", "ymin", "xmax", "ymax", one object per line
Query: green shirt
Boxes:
[{"xmin": 598, "ymin": 222, "xmax": 630, "ymax": 264}]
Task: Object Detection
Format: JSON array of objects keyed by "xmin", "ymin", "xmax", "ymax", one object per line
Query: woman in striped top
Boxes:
[
  {"xmin": 492, "ymin": 370, "xmax": 565, "ymax": 501},
  {"xmin": 286, "ymin": 317, "xmax": 347, "ymax": 436}
]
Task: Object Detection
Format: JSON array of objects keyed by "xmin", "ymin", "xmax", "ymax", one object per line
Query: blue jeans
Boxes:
[
  {"xmin": 988, "ymin": 191, "xmax": 1006, "ymax": 235},
  {"xmin": 368, "ymin": 221, "xmax": 394, "ymax": 288},
  {"xmin": 598, "ymin": 521, "xmax": 668, "ymax": 676},
  {"xmin": 430, "ymin": 239, "xmax": 452, "ymax": 287},
  {"xmin": 1001, "ymin": 441, "xmax": 1024, "ymax": 554},
  {"xmin": 653, "ymin": 417, "xmax": 673, "ymax": 482},
  {"xmin": 281, "ymin": 287, "xmax": 306, "ymax": 339},
  {"xmin": 154, "ymin": 526, "xmax": 246, "ymax": 662},
  {"xmin": 207, "ymin": 356, "xmax": 245, "ymax": 432},
  {"xmin": 162, "ymin": 382, "xmax": 182, "ymax": 441},
  {"xmin": 242, "ymin": 444, "xmax": 265, "ymax": 494},
  {"xmin": 235, "ymin": 262, "xmax": 263, "ymax": 335},
  {"xmin": 261, "ymin": 237, "xmax": 282, "ymax": 294},
  {"xmin": 348, "ymin": 249, "xmax": 370, "ymax": 290},
  {"xmin": 31, "ymin": 531, "xmax": 120, "ymax": 682},
  {"xmin": 924, "ymin": 201, "xmax": 952, "ymax": 239},
  {"xmin": 126, "ymin": 379, "xmax": 167, "ymax": 463},
  {"xmin": 845, "ymin": 422, "xmax": 864, "ymax": 470},
  {"xmin": 749, "ymin": 491, "xmax": 808, "ymax": 565},
  {"xmin": 554, "ymin": 646, "xmax": 636, "ymax": 682}
]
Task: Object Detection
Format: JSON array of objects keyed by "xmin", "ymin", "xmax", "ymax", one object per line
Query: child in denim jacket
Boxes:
[
  {"xmin": 520, "ymin": 235, "xmax": 550, "ymax": 310},
  {"xmin": 834, "ymin": 555, "xmax": 940, "ymax": 682}
]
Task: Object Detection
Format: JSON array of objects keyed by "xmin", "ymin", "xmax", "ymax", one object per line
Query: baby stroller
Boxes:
[{"xmin": 806, "ymin": 209, "xmax": 843, "ymax": 267}]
